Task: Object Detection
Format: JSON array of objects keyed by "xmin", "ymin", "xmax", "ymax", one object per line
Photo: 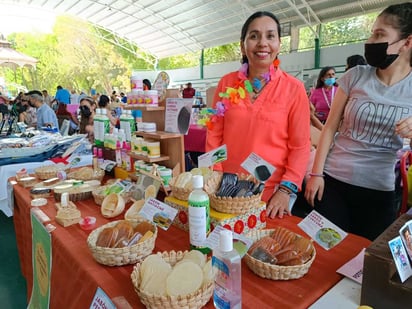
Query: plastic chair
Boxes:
[{"xmin": 399, "ymin": 150, "xmax": 412, "ymax": 216}]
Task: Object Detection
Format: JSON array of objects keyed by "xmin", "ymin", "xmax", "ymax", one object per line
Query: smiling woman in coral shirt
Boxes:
[{"xmin": 206, "ymin": 11, "xmax": 311, "ymax": 219}]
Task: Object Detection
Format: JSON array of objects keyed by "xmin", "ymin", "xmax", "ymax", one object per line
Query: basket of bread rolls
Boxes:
[
  {"xmin": 204, "ymin": 172, "xmax": 263, "ymax": 214},
  {"xmin": 244, "ymin": 227, "xmax": 316, "ymax": 280},
  {"xmin": 130, "ymin": 250, "xmax": 214, "ymax": 309},
  {"xmin": 87, "ymin": 219, "xmax": 157, "ymax": 266}
]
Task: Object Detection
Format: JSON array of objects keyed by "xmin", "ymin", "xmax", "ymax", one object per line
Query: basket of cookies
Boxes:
[
  {"xmin": 204, "ymin": 172, "xmax": 263, "ymax": 214},
  {"xmin": 244, "ymin": 227, "xmax": 316, "ymax": 280},
  {"xmin": 34, "ymin": 163, "xmax": 70, "ymax": 180},
  {"xmin": 67, "ymin": 167, "xmax": 105, "ymax": 183},
  {"xmin": 130, "ymin": 250, "xmax": 214, "ymax": 309},
  {"xmin": 87, "ymin": 219, "xmax": 157, "ymax": 266}
]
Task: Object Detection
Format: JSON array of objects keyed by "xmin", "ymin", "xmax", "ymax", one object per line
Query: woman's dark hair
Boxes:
[
  {"xmin": 315, "ymin": 66, "xmax": 336, "ymax": 89},
  {"xmin": 346, "ymin": 54, "xmax": 367, "ymax": 70},
  {"xmin": 379, "ymin": 3, "xmax": 412, "ymax": 66},
  {"xmin": 240, "ymin": 11, "xmax": 281, "ymax": 64},
  {"xmin": 143, "ymin": 79, "xmax": 152, "ymax": 90},
  {"xmin": 80, "ymin": 96, "xmax": 96, "ymax": 106},
  {"xmin": 98, "ymin": 94, "xmax": 110, "ymax": 108}
]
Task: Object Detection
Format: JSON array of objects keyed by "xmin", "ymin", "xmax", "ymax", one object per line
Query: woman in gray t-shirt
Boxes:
[{"xmin": 305, "ymin": 2, "xmax": 412, "ymax": 241}]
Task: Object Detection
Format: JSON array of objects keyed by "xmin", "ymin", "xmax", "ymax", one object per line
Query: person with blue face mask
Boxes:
[
  {"xmin": 309, "ymin": 66, "xmax": 337, "ymax": 123},
  {"xmin": 305, "ymin": 2, "xmax": 412, "ymax": 241}
]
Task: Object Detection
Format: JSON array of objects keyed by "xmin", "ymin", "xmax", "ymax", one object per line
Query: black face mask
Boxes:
[
  {"xmin": 28, "ymin": 102, "xmax": 36, "ymax": 108},
  {"xmin": 80, "ymin": 105, "xmax": 91, "ymax": 117},
  {"xmin": 364, "ymin": 42, "xmax": 399, "ymax": 69}
]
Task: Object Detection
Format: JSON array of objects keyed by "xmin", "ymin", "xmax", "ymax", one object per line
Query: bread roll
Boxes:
[
  {"xmin": 116, "ymin": 220, "xmax": 134, "ymax": 240},
  {"xmin": 134, "ymin": 221, "xmax": 153, "ymax": 235},
  {"xmin": 96, "ymin": 227, "xmax": 117, "ymax": 247}
]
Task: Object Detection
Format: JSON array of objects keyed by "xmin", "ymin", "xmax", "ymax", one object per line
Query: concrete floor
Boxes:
[{"xmin": 0, "ymin": 212, "xmax": 27, "ymax": 309}]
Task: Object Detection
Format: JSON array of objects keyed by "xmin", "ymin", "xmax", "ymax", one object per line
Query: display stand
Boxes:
[{"xmin": 123, "ymin": 105, "xmax": 185, "ymax": 174}]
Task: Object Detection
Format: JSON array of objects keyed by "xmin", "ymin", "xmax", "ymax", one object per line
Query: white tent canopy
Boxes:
[{"xmin": 0, "ymin": 0, "xmax": 402, "ymax": 59}]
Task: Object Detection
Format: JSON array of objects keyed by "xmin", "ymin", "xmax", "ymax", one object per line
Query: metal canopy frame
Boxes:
[{"xmin": 0, "ymin": 0, "xmax": 401, "ymax": 59}]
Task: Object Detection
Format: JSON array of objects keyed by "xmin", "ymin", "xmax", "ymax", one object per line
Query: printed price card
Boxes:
[
  {"xmin": 336, "ymin": 248, "xmax": 365, "ymax": 284},
  {"xmin": 89, "ymin": 287, "xmax": 115, "ymax": 309},
  {"xmin": 139, "ymin": 197, "xmax": 178, "ymax": 231},
  {"xmin": 241, "ymin": 152, "xmax": 275, "ymax": 182},
  {"xmin": 298, "ymin": 210, "xmax": 347, "ymax": 250}
]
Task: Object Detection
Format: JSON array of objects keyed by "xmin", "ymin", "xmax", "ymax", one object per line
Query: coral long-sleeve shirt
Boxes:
[{"xmin": 206, "ymin": 68, "xmax": 311, "ymax": 202}]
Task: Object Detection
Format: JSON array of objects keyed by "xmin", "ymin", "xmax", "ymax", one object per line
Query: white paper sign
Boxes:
[
  {"xmin": 198, "ymin": 145, "xmax": 227, "ymax": 168},
  {"xmin": 241, "ymin": 152, "xmax": 276, "ymax": 182},
  {"xmin": 336, "ymin": 248, "xmax": 365, "ymax": 284},
  {"xmin": 298, "ymin": 210, "xmax": 348, "ymax": 250},
  {"xmin": 388, "ymin": 236, "xmax": 412, "ymax": 283},
  {"xmin": 165, "ymin": 98, "xmax": 193, "ymax": 134},
  {"xmin": 89, "ymin": 287, "xmax": 115, "ymax": 309},
  {"xmin": 139, "ymin": 197, "xmax": 178, "ymax": 230}
]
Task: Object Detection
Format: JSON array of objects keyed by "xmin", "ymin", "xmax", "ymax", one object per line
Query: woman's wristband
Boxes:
[
  {"xmin": 277, "ymin": 187, "xmax": 292, "ymax": 196},
  {"xmin": 309, "ymin": 172, "xmax": 324, "ymax": 177}
]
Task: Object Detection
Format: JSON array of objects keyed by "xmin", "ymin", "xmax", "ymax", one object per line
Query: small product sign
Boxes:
[
  {"xmin": 241, "ymin": 152, "xmax": 275, "ymax": 182},
  {"xmin": 139, "ymin": 197, "xmax": 178, "ymax": 230},
  {"xmin": 89, "ymin": 287, "xmax": 116, "ymax": 309},
  {"xmin": 198, "ymin": 145, "xmax": 227, "ymax": 168},
  {"xmin": 298, "ymin": 210, "xmax": 347, "ymax": 250}
]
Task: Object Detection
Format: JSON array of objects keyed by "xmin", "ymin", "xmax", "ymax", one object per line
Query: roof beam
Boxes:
[{"xmin": 285, "ymin": 0, "xmax": 318, "ymax": 38}]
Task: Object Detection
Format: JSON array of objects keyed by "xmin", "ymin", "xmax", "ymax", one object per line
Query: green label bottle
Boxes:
[{"xmin": 188, "ymin": 175, "xmax": 211, "ymax": 254}]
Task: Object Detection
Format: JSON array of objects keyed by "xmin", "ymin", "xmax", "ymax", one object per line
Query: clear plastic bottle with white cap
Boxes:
[{"xmin": 212, "ymin": 229, "xmax": 242, "ymax": 309}]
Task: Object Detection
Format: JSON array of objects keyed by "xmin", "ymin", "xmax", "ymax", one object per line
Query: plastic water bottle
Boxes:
[
  {"xmin": 213, "ymin": 230, "xmax": 242, "ymax": 309},
  {"xmin": 93, "ymin": 108, "xmax": 102, "ymax": 146},
  {"xmin": 100, "ymin": 108, "xmax": 110, "ymax": 137},
  {"xmin": 188, "ymin": 175, "xmax": 210, "ymax": 254},
  {"xmin": 120, "ymin": 110, "xmax": 135, "ymax": 142}
]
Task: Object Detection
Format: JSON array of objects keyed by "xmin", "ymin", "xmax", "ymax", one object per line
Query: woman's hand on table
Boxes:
[{"xmin": 267, "ymin": 190, "xmax": 291, "ymax": 219}]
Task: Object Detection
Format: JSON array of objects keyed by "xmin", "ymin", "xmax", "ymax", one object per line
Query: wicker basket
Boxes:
[
  {"xmin": 92, "ymin": 185, "xmax": 133, "ymax": 205},
  {"xmin": 87, "ymin": 220, "xmax": 157, "ymax": 266},
  {"xmin": 34, "ymin": 164, "xmax": 70, "ymax": 180},
  {"xmin": 131, "ymin": 251, "xmax": 214, "ymax": 309},
  {"xmin": 205, "ymin": 172, "xmax": 262, "ymax": 214},
  {"xmin": 244, "ymin": 229, "xmax": 316, "ymax": 280},
  {"xmin": 67, "ymin": 167, "xmax": 105, "ymax": 183}
]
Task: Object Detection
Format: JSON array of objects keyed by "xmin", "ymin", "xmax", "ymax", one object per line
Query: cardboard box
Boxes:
[
  {"xmin": 164, "ymin": 196, "xmax": 266, "ymax": 235},
  {"xmin": 361, "ymin": 214, "xmax": 412, "ymax": 309}
]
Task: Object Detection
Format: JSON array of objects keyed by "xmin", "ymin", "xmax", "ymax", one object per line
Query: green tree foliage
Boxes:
[{"xmin": 299, "ymin": 13, "xmax": 378, "ymax": 50}]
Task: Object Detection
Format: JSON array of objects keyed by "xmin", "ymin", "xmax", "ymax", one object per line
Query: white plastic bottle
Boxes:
[
  {"xmin": 120, "ymin": 110, "xmax": 136, "ymax": 142},
  {"xmin": 188, "ymin": 175, "xmax": 210, "ymax": 254},
  {"xmin": 213, "ymin": 230, "xmax": 242, "ymax": 309},
  {"xmin": 100, "ymin": 108, "xmax": 110, "ymax": 137},
  {"xmin": 93, "ymin": 108, "xmax": 102, "ymax": 146}
]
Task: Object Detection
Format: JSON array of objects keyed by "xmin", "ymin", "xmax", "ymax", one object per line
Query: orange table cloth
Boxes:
[{"xmin": 12, "ymin": 181, "xmax": 371, "ymax": 308}]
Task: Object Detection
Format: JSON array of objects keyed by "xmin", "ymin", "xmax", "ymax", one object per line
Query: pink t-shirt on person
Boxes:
[{"xmin": 310, "ymin": 86, "xmax": 338, "ymax": 122}]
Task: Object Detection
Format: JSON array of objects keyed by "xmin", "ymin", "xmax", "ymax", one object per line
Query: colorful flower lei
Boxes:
[{"xmin": 197, "ymin": 58, "xmax": 279, "ymax": 129}]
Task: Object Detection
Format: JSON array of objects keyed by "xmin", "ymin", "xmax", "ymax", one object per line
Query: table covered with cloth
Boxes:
[
  {"xmin": 184, "ymin": 124, "xmax": 207, "ymax": 153},
  {"xmin": 12, "ymin": 181, "xmax": 371, "ymax": 308}
]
